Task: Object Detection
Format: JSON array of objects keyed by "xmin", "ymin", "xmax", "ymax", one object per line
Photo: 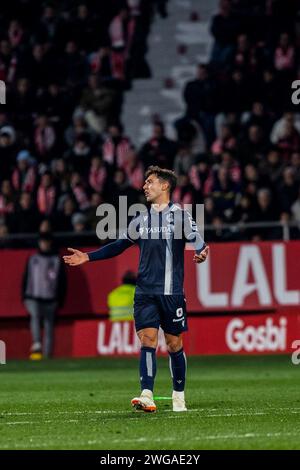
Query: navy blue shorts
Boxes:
[{"xmin": 134, "ymin": 294, "xmax": 188, "ymax": 335}]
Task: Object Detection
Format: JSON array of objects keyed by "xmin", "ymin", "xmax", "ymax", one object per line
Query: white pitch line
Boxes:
[
  {"xmin": 1, "ymin": 421, "xmax": 34, "ymax": 426},
  {"xmin": 1, "ymin": 409, "xmax": 300, "ymax": 425},
  {"xmin": 0, "ymin": 408, "xmax": 206, "ymax": 417},
  {"xmin": 1, "ymin": 406, "xmax": 300, "ymax": 418},
  {"xmin": 0, "ymin": 431, "xmax": 299, "ymax": 450},
  {"xmin": 110, "ymin": 432, "xmax": 300, "ymax": 444},
  {"xmin": 0, "ymin": 419, "xmax": 80, "ymax": 426}
]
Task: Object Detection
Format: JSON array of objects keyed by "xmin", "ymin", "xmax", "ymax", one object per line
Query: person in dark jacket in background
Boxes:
[{"xmin": 22, "ymin": 232, "xmax": 67, "ymax": 360}]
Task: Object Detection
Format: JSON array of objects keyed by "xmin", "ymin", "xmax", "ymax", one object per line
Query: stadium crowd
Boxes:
[{"xmin": 0, "ymin": 0, "xmax": 300, "ymax": 247}]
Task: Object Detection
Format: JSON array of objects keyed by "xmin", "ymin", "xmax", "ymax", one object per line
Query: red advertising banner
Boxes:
[
  {"xmin": 0, "ymin": 241, "xmax": 299, "ymax": 318},
  {"xmin": 72, "ymin": 312, "xmax": 300, "ymax": 357},
  {"xmin": 185, "ymin": 241, "xmax": 300, "ymax": 312},
  {"xmin": 2, "ymin": 311, "xmax": 299, "ymax": 359}
]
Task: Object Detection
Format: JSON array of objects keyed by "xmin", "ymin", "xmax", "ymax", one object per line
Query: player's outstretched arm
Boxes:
[
  {"xmin": 63, "ymin": 238, "xmax": 133, "ymax": 267},
  {"xmin": 63, "ymin": 248, "xmax": 89, "ymax": 266}
]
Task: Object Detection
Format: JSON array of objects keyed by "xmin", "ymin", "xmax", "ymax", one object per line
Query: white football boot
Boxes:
[
  {"xmin": 172, "ymin": 390, "xmax": 187, "ymax": 412},
  {"xmin": 131, "ymin": 389, "xmax": 157, "ymax": 413}
]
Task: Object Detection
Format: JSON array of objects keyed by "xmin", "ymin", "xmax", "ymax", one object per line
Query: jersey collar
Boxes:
[{"xmin": 150, "ymin": 201, "xmax": 173, "ymax": 215}]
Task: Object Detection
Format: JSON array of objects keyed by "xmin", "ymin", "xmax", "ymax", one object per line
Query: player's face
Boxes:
[{"xmin": 143, "ymin": 175, "xmax": 165, "ymax": 203}]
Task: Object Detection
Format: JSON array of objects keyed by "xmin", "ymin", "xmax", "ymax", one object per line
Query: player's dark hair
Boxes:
[{"xmin": 145, "ymin": 166, "xmax": 177, "ymax": 194}]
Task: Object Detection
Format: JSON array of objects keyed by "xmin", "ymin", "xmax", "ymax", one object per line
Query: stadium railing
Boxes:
[{"xmin": 0, "ymin": 221, "xmax": 299, "ymax": 248}]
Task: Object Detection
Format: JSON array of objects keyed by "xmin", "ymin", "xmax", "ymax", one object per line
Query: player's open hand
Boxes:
[
  {"xmin": 193, "ymin": 245, "xmax": 209, "ymax": 264},
  {"xmin": 63, "ymin": 248, "xmax": 89, "ymax": 266}
]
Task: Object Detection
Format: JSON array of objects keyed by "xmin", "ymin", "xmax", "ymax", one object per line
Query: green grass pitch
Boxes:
[{"xmin": 0, "ymin": 355, "xmax": 300, "ymax": 450}]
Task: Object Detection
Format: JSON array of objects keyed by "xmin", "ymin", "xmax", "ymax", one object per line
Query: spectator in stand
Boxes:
[
  {"xmin": 211, "ymin": 166, "xmax": 241, "ymax": 218},
  {"xmin": 242, "ymin": 163, "xmax": 270, "ymax": 211},
  {"xmin": 0, "ymin": 111, "xmax": 10, "ymax": 131},
  {"xmin": 274, "ymin": 33, "xmax": 296, "ymax": 77},
  {"xmin": 278, "ymin": 167, "xmax": 299, "ymax": 213},
  {"xmin": 72, "ymin": 212, "xmax": 89, "ymax": 233},
  {"xmin": 12, "ymin": 150, "xmax": 36, "ymax": 193},
  {"xmin": 270, "ymin": 113, "xmax": 300, "ymax": 145},
  {"xmin": 237, "ymin": 124, "xmax": 269, "ymax": 167},
  {"xmin": 189, "ymin": 154, "xmax": 213, "ymax": 200},
  {"xmin": 89, "ymin": 46, "xmax": 120, "ymax": 82},
  {"xmin": 85, "ymin": 192, "xmax": 103, "ymax": 231},
  {"xmin": 241, "ymin": 102, "xmax": 272, "ymax": 136},
  {"xmin": 64, "ymin": 111, "xmax": 97, "ymax": 148},
  {"xmin": 174, "ymin": 117, "xmax": 207, "ymax": 155},
  {"xmin": 109, "ymin": 168, "xmax": 140, "ymax": 208},
  {"xmin": 172, "ymin": 174, "xmax": 194, "ymax": 206},
  {"xmin": 0, "ymin": 39, "xmax": 17, "ymax": 84},
  {"xmin": 215, "ymin": 112, "xmax": 241, "ymax": 146},
  {"xmin": 183, "ymin": 64, "xmax": 217, "ymax": 146},
  {"xmin": 276, "ymin": 120, "xmax": 300, "ymax": 162},
  {"xmin": 89, "ymin": 156, "xmax": 108, "ymax": 194},
  {"xmin": 70, "ymin": 210, "xmax": 96, "ymax": 244},
  {"xmin": 70, "ymin": 4, "xmax": 98, "ymax": 54},
  {"xmin": 125, "ymin": 0, "xmax": 153, "ymax": 80},
  {"xmin": 51, "ymin": 159, "xmax": 70, "ymax": 198},
  {"xmin": 39, "ymin": 218, "xmax": 53, "ymax": 234},
  {"xmin": 125, "ymin": 145, "xmax": 144, "ymax": 191},
  {"xmin": 205, "ymin": 215, "xmax": 233, "ymax": 242},
  {"xmin": 204, "ymin": 196, "xmax": 219, "ymax": 225},
  {"xmin": 65, "ymin": 133, "xmax": 92, "ymax": 175},
  {"xmin": 211, "ymin": 124, "xmax": 236, "ymax": 156},
  {"xmin": 25, "ymin": 44, "xmax": 51, "ymax": 90},
  {"xmin": 61, "ymin": 40, "xmax": 88, "ymax": 89},
  {"xmin": 54, "ymin": 196, "xmax": 77, "ymax": 233},
  {"xmin": 173, "ymin": 146, "xmax": 195, "ymax": 176},
  {"xmin": 228, "ymin": 193, "xmax": 254, "ymax": 240},
  {"xmin": 250, "ymin": 188, "xmax": 280, "ymax": 240},
  {"xmin": 80, "ymin": 74, "xmax": 119, "ymax": 133},
  {"xmin": 8, "ymin": 78, "xmax": 35, "ymax": 134},
  {"xmin": 0, "ymin": 180, "xmax": 15, "ymax": 220},
  {"xmin": 258, "ymin": 147, "xmax": 284, "ymax": 187},
  {"xmin": 35, "ymin": 4, "xmax": 64, "ymax": 45},
  {"xmin": 221, "ymin": 69, "xmax": 252, "ymax": 113},
  {"xmin": 230, "ymin": 34, "xmax": 259, "ymax": 76},
  {"xmin": 36, "ymin": 82, "xmax": 72, "ymax": 128},
  {"xmin": 109, "ymin": 7, "xmax": 134, "ymax": 82},
  {"xmin": 8, "ymin": 191, "xmax": 40, "ymax": 234},
  {"xmin": 210, "ymin": 0, "xmax": 237, "ymax": 66},
  {"xmin": 220, "ymin": 151, "xmax": 241, "ymax": 184},
  {"xmin": 37, "ymin": 171, "xmax": 57, "ymax": 217},
  {"xmin": 70, "ymin": 172, "xmax": 90, "ymax": 211},
  {"xmin": 0, "ymin": 125, "xmax": 17, "ymax": 181},
  {"xmin": 256, "ymin": 68, "xmax": 282, "ymax": 113},
  {"xmin": 291, "ymin": 188, "xmax": 300, "ymax": 225},
  {"xmin": 102, "ymin": 123, "xmax": 131, "ymax": 172},
  {"xmin": 8, "ymin": 19, "xmax": 24, "ymax": 50},
  {"xmin": 291, "ymin": 152, "xmax": 300, "ymax": 182},
  {"xmin": 34, "ymin": 115, "xmax": 56, "ymax": 162},
  {"xmin": 139, "ymin": 120, "xmax": 177, "ymax": 169},
  {"xmin": 230, "ymin": 194, "xmax": 253, "ymax": 225}
]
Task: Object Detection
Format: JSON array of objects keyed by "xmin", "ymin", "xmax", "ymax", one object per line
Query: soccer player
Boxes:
[{"xmin": 63, "ymin": 166, "xmax": 209, "ymax": 412}]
